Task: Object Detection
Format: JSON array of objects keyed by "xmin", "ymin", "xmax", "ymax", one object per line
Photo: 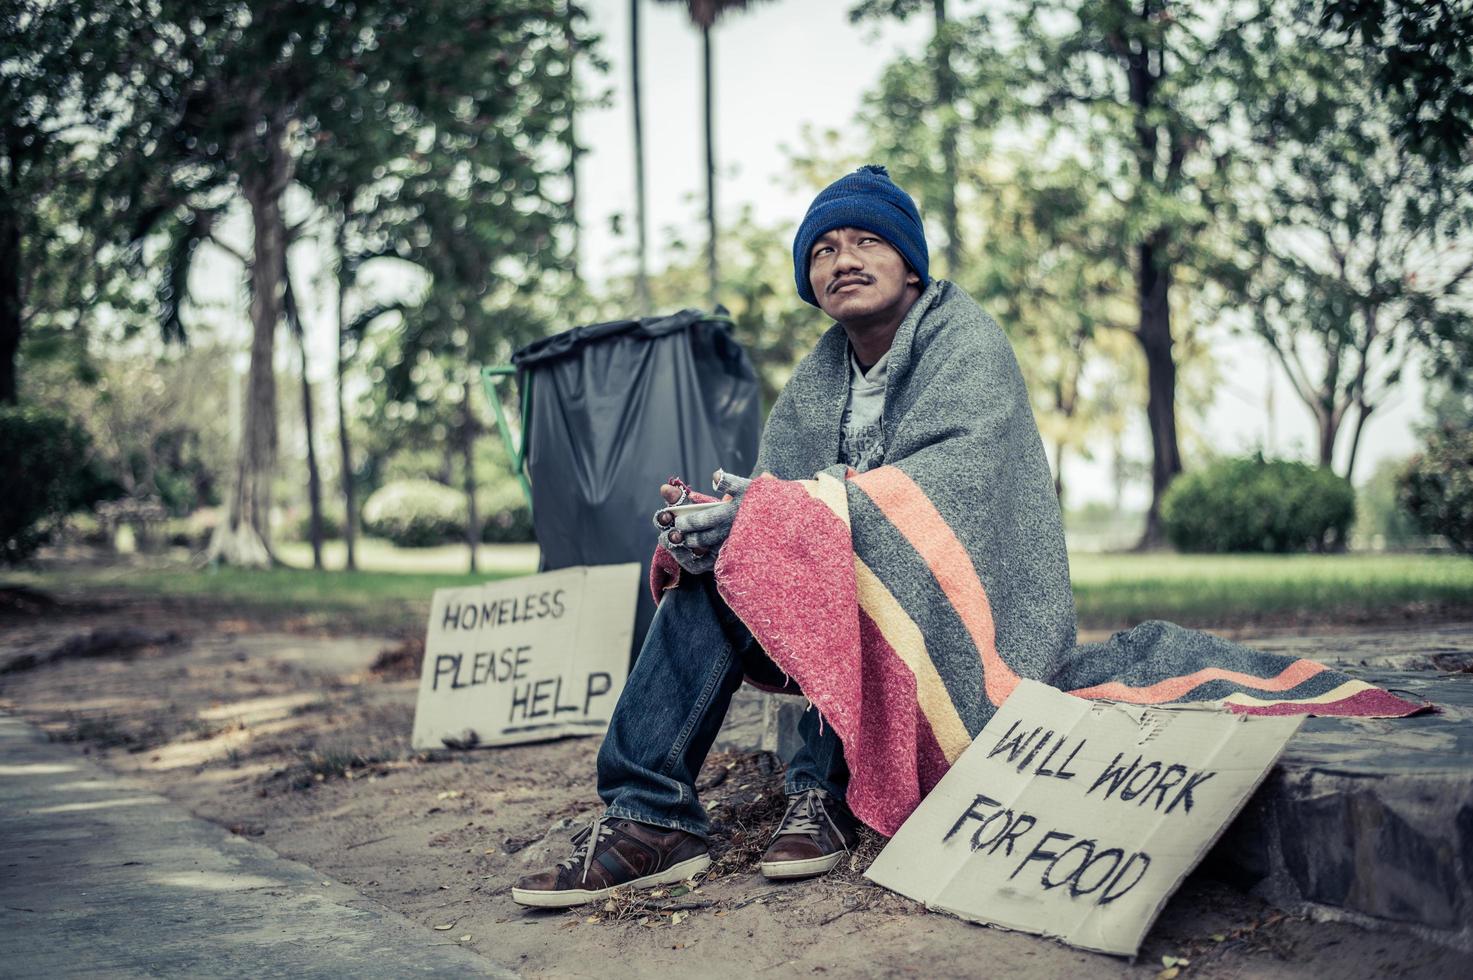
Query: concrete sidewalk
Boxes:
[{"xmin": 0, "ymin": 713, "xmax": 515, "ymax": 979}]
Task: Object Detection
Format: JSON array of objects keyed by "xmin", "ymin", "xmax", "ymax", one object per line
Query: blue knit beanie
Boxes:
[{"xmin": 792, "ymin": 164, "xmax": 929, "ymax": 307}]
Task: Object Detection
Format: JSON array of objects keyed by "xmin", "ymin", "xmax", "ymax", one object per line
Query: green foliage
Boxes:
[
  {"xmin": 478, "ymin": 477, "xmax": 534, "ymax": 544},
  {"xmin": 362, "ymin": 479, "xmax": 467, "ymax": 548},
  {"xmin": 1355, "ymin": 456, "xmax": 1425, "ymax": 550},
  {"xmin": 1399, "ymin": 426, "xmax": 1473, "ymax": 554},
  {"xmin": 1160, "ymin": 455, "xmax": 1356, "ymax": 553},
  {"xmin": 1320, "ymin": 0, "xmax": 1473, "ymax": 167},
  {"xmin": 0, "ymin": 405, "xmax": 96, "ymax": 563},
  {"xmin": 1226, "ymin": 6, "xmax": 1473, "ymax": 470}
]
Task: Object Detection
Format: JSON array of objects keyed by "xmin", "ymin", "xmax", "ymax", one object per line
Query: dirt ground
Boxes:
[{"xmin": 2, "ymin": 595, "xmax": 1469, "ymax": 979}]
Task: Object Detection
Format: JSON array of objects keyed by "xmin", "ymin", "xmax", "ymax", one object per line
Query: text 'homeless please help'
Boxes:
[
  {"xmin": 411, "ymin": 565, "xmax": 639, "ymax": 750},
  {"xmin": 866, "ymin": 680, "xmax": 1301, "ymax": 956}
]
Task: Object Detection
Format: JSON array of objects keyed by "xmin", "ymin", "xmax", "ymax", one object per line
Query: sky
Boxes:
[{"xmin": 193, "ymin": 0, "xmax": 1428, "ymax": 508}]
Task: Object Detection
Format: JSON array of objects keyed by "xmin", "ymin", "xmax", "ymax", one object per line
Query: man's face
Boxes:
[{"xmin": 807, "ymin": 226, "xmax": 920, "ymax": 324}]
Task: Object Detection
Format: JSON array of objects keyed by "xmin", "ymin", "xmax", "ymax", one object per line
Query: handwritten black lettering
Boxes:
[
  {"xmin": 1118, "ymin": 761, "xmax": 1162, "ymax": 802},
  {"xmin": 1010, "ymin": 830, "xmax": 1075, "ymax": 882},
  {"xmin": 432, "ymin": 654, "xmax": 458, "ymax": 691},
  {"xmin": 583, "ymin": 672, "xmax": 613, "ymax": 713},
  {"xmin": 1142, "ymin": 764, "xmax": 1189, "ymax": 811},
  {"xmin": 1087, "ymin": 752, "xmax": 1138, "ymax": 799},
  {"xmin": 1041, "ymin": 838, "xmax": 1097, "ymax": 891},
  {"xmin": 1098, "ymin": 851, "xmax": 1151, "ymax": 905},
  {"xmin": 988, "ymin": 722, "xmax": 1041, "ymax": 766},
  {"xmin": 943, "ymin": 793, "xmax": 1003, "ymax": 845},
  {"xmin": 1069, "ymin": 847, "xmax": 1124, "ymax": 898},
  {"xmin": 1165, "ymin": 770, "xmax": 1216, "ymax": 815}
]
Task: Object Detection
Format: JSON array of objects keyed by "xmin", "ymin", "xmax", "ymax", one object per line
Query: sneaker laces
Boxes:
[
  {"xmin": 775, "ymin": 789, "xmax": 847, "ymax": 848},
  {"xmin": 558, "ymin": 816, "xmax": 616, "ymax": 883}
]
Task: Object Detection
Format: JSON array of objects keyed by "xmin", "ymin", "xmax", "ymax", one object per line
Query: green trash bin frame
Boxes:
[{"xmin": 480, "ymin": 366, "xmax": 534, "ymax": 517}]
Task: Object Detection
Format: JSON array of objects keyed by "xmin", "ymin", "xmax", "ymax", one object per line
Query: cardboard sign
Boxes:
[
  {"xmin": 410, "ymin": 564, "xmax": 640, "ymax": 750},
  {"xmin": 865, "ymin": 679, "xmax": 1302, "ymax": 956}
]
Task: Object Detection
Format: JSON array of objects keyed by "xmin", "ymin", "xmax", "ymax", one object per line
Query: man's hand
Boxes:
[{"xmin": 654, "ymin": 470, "xmax": 752, "ymax": 574}]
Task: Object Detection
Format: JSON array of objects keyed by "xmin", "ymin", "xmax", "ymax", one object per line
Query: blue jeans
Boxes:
[{"xmin": 597, "ymin": 573, "xmax": 849, "ymax": 838}]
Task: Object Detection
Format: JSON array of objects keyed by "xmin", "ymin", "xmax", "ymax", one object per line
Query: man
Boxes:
[{"xmin": 511, "ymin": 164, "xmax": 1074, "ymax": 908}]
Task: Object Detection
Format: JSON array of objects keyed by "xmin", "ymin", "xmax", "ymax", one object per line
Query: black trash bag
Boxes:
[{"xmin": 512, "ymin": 309, "xmax": 762, "ymax": 663}]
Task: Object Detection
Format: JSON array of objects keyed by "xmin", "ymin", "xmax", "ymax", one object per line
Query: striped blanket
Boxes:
[{"xmin": 651, "ymin": 280, "xmax": 1428, "ymax": 837}]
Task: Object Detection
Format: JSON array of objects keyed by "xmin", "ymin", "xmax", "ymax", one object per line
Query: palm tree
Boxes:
[
  {"xmin": 631, "ymin": 0, "xmax": 651, "ymax": 314},
  {"xmin": 659, "ymin": 0, "xmax": 759, "ymax": 310}
]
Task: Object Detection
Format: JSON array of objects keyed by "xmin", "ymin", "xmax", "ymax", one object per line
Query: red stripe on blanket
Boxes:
[
  {"xmin": 846, "ymin": 606, "xmax": 926, "ymax": 837},
  {"xmin": 1228, "ymin": 687, "xmax": 1429, "ymax": 718},
  {"xmin": 718, "ymin": 476, "xmax": 950, "ymax": 837},
  {"xmin": 1067, "ymin": 658, "xmax": 1330, "ymax": 704},
  {"xmin": 716, "ymin": 477, "xmax": 864, "ymax": 736},
  {"xmin": 851, "ymin": 466, "xmax": 1020, "ymax": 707}
]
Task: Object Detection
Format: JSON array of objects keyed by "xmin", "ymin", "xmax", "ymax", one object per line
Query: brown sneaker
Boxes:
[
  {"xmin": 759, "ymin": 788, "xmax": 861, "ymax": 880},
  {"xmin": 511, "ymin": 816, "xmax": 710, "ymax": 908}
]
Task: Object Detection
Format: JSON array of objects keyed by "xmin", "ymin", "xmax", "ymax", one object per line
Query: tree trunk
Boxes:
[
  {"xmin": 461, "ymin": 375, "xmax": 481, "ymax": 575},
  {"xmin": 0, "ymin": 204, "xmax": 21, "ymax": 405},
  {"xmin": 296, "ymin": 326, "xmax": 324, "ymax": 571},
  {"xmin": 563, "ymin": 0, "xmax": 581, "ymax": 285},
  {"xmin": 933, "ymin": 0, "xmax": 961, "ymax": 275},
  {"xmin": 1316, "ymin": 404, "xmax": 1338, "ymax": 471},
  {"xmin": 1135, "ymin": 238, "xmax": 1181, "ymax": 549},
  {"xmin": 702, "ymin": 22, "xmax": 718, "ymax": 311},
  {"xmin": 207, "ymin": 129, "xmax": 290, "ymax": 568},
  {"xmin": 1053, "ymin": 439, "xmax": 1066, "ymax": 505},
  {"xmin": 1343, "ymin": 399, "xmax": 1374, "ymax": 482},
  {"xmin": 335, "ymin": 257, "xmax": 358, "ymax": 571},
  {"xmin": 630, "ymin": 0, "xmax": 651, "ymax": 316}
]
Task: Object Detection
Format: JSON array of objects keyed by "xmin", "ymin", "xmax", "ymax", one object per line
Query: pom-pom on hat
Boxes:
[{"xmin": 792, "ymin": 164, "xmax": 929, "ymax": 307}]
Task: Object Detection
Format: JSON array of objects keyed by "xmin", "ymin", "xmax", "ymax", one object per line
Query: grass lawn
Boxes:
[
  {"xmin": 6, "ymin": 542, "xmax": 1470, "ymax": 633},
  {"xmin": 1069, "ymin": 552, "xmax": 1473, "ymax": 629}
]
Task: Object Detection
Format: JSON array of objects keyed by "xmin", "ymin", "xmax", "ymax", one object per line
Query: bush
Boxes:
[
  {"xmin": 291, "ymin": 507, "xmax": 343, "ymax": 542},
  {"xmin": 478, "ymin": 477, "xmax": 535, "ymax": 544},
  {"xmin": 1355, "ymin": 456, "xmax": 1425, "ymax": 549},
  {"xmin": 0, "ymin": 406, "xmax": 96, "ymax": 563},
  {"xmin": 362, "ymin": 479, "xmax": 466, "ymax": 547},
  {"xmin": 1399, "ymin": 426, "xmax": 1473, "ymax": 554},
  {"xmin": 1160, "ymin": 455, "xmax": 1356, "ymax": 553}
]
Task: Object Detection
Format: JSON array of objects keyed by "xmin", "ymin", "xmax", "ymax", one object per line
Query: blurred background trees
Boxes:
[{"xmin": 4, "ymin": 0, "xmax": 1470, "ymax": 568}]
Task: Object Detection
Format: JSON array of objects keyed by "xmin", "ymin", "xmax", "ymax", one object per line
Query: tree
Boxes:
[
  {"xmin": 1320, "ymin": 0, "xmax": 1473, "ymax": 169},
  {"xmin": 630, "ymin": 0, "xmax": 652, "ymax": 314},
  {"xmin": 850, "ymin": 1, "xmax": 966, "ymax": 275},
  {"xmin": 1230, "ymin": 6, "xmax": 1473, "ymax": 480},
  {"xmin": 0, "ymin": 1, "xmax": 146, "ymax": 404},
  {"xmin": 111, "ymin": 0, "xmax": 583, "ymax": 567},
  {"xmin": 903, "ymin": 1, "xmax": 1250, "ymax": 546},
  {"xmin": 659, "ymin": 1, "xmax": 762, "ymax": 310}
]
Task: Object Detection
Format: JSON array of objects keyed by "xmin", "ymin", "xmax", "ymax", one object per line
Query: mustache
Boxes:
[{"xmin": 828, "ymin": 274, "xmax": 874, "ymax": 294}]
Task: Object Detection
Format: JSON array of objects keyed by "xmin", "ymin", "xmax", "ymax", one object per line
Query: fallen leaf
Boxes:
[
  {"xmin": 433, "ymin": 924, "xmax": 453, "ymax": 931},
  {"xmin": 1162, "ymin": 956, "xmax": 1178, "ymax": 968},
  {"xmin": 457, "ymin": 934, "xmax": 471, "ymax": 942},
  {"xmin": 1156, "ymin": 969, "xmax": 1180, "ymax": 980},
  {"xmin": 585, "ymin": 916, "xmax": 600, "ymax": 924},
  {"xmin": 669, "ymin": 885, "xmax": 690, "ymax": 898},
  {"xmin": 671, "ymin": 911, "xmax": 689, "ymax": 925},
  {"xmin": 320, "ymin": 881, "xmax": 330, "ymax": 887},
  {"xmin": 437, "ymin": 790, "xmax": 462, "ymax": 801},
  {"xmin": 1211, "ymin": 934, "xmax": 1226, "ymax": 943},
  {"xmin": 648, "ymin": 889, "xmax": 667, "ymax": 898}
]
